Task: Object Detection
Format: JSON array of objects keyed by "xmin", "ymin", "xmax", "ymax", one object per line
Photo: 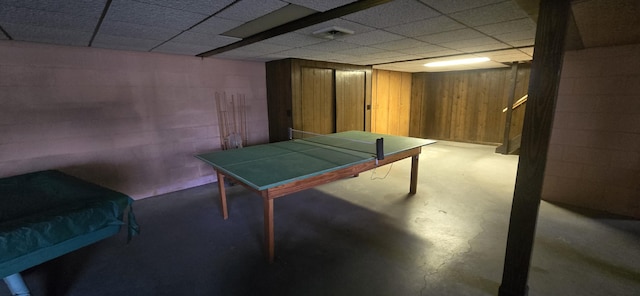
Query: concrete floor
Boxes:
[{"xmin": 4, "ymin": 141, "xmax": 639, "ymax": 296}]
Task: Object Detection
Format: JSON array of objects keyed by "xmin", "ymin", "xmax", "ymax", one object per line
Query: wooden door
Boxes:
[
  {"xmin": 371, "ymin": 70, "xmax": 412, "ymax": 136},
  {"xmin": 335, "ymin": 70, "xmax": 365, "ymax": 132},
  {"xmin": 300, "ymin": 67, "xmax": 334, "ymax": 134}
]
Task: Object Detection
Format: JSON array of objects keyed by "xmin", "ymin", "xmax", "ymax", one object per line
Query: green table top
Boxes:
[
  {"xmin": 0, "ymin": 170, "xmax": 135, "ymax": 277},
  {"xmin": 196, "ymin": 131, "xmax": 436, "ymax": 191}
]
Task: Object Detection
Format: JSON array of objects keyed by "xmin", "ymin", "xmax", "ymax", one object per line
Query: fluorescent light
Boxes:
[{"xmin": 424, "ymin": 57, "xmax": 490, "ymax": 67}]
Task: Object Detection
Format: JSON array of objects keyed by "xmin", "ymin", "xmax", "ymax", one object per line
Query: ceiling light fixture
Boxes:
[
  {"xmin": 312, "ymin": 26, "xmax": 354, "ymax": 40},
  {"xmin": 424, "ymin": 57, "xmax": 491, "ymax": 67}
]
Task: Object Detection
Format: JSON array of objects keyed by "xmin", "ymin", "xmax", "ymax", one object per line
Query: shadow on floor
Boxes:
[{"xmin": 18, "ymin": 184, "xmax": 436, "ymax": 296}]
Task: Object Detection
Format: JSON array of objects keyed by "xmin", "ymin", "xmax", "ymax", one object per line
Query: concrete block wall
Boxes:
[
  {"xmin": 542, "ymin": 43, "xmax": 640, "ymax": 218},
  {"xmin": 0, "ymin": 41, "xmax": 268, "ymax": 199}
]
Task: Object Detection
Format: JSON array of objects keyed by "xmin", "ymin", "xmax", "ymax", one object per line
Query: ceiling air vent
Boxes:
[{"xmin": 312, "ymin": 26, "xmax": 354, "ymax": 40}]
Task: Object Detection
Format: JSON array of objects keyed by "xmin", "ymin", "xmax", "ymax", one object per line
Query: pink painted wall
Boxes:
[
  {"xmin": 0, "ymin": 41, "xmax": 269, "ymax": 199},
  {"xmin": 543, "ymin": 43, "xmax": 640, "ymax": 218}
]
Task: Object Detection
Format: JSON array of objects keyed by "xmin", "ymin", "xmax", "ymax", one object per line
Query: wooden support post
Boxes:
[
  {"xmin": 499, "ymin": 0, "xmax": 570, "ymax": 295},
  {"xmin": 498, "ymin": 63, "xmax": 519, "ymax": 154}
]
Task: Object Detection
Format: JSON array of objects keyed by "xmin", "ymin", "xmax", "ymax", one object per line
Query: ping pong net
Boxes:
[{"xmin": 289, "ymin": 128, "xmax": 385, "ymax": 161}]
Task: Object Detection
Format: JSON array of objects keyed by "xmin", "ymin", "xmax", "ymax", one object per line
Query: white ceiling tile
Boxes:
[
  {"xmin": 413, "ymin": 49, "xmax": 462, "ymax": 59},
  {"xmin": 170, "ymin": 32, "xmax": 240, "ymax": 47},
  {"xmin": 189, "ymin": 17, "xmax": 244, "ymax": 35},
  {"xmin": 440, "ymin": 36, "xmax": 505, "ymax": 50},
  {"xmin": 0, "ymin": 0, "xmax": 107, "ymax": 17},
  {"xmin": 285, "ymin": 0, "xmax": 356, "ymax": 12},
  {"xmin": 236, "ymin": 42, "xmax": 291, "ymax": 54},
  {"xmin": 214, "ymin": 50, "xmax": 261, "ymax": 58},
  {"xmin": 395, "ymin": 44, "xmax": 455, "ymax": 55},
  {"xmin": 335, "ymin": 46, "xmax": 385, "ymax": 56},
  {"xmin": 215, "ymin": 49, "xmax": 276, "ymax": 61},
  {"xmin": 519, "ymin": 47, "xmax": 534, "ymax": 56},
  {"xmin": 106, "ymin": 0, "xmax": 206, "ymax": 30},
  {"xmin": 418, "ymin": 0, "xmax": 505, "ymax": 14},
  {"xmin": 153, "ymin": 42, "xmax": 215, "ymax": 55},
  {"xmin": 483, "ymin": 49, "xmax": 532, "ymax": 63},
  {"xmin": 317, "ymin": 52, "xmax": 358, "ymax": 62},
  {"xmin": 296, "ymin": 18, "xmax": 376, "ymax": 35},
  {"xmin": 483, "ymin": 49, "xmax": 524, "ymax": 57},
  {"xmin": 457, "ymin": 42, "xmax": 511, "ymax": 53},
  {"xmin": 132, "ymin": 0, "xmax": 235, "ymax": 15},
  {"xmin": 1, "ymin": 23, "xmax": 91, "ymax": 46},
  {"xmin": 262, "ymin": 32, "xmax": 326, "ymax": 47},
  {"xmin": 0, "ymin": 6, "xmax": 98, "ymax": 31},
  {"xmin": 365, "ymin": 56, "xmax": 409, "ymax": 64},
  {"xmin": 274, "ymin": 47, "xmax": 329, "ymax": 59},
  {"xmin": 493, "ymin": 30, "xmax": 536, "ymax": 46},
  {"xmin": 0, "ymin": 0, "xmax": 553, "ymax": 72},
  {"xmin": 476, "ymin": 18, "xmax": 536, "ymax": 35},
  {"xmin": 302, "ymin": 40, "xmax": 361, "ymax": 52},
  {"xmin": 506, "ymin": 38, "xmax": 535, "ymax": 47},
  {"xmin": 357, "ymin": 50, "xmax": 409, "ymax": 60},
  {"xmin": 92, "ymin": 34, "xmax": 160, "ymax": 51},
  {"xmin": 385, "ymin": 16, "xmax": 465, "ymax": 38},
  {"xmin": 345, "ymin": 56, "xmax": 377, "ymax": 65},
  {"xmin": 416, "ymin": 28, "xmax": 485, "ymax": 44},
  {"xmin": 215, "ymin": 0, "xmax": 288, "ymax": 22},
  {"xmin": 259, "ymin": 52, "xmax": 293, "ymax": 60},
  {"xmin": 98, "ymin": 21, "xmax": 181, "ymax": 41},
  {"xmin": 372, "ymin": 39, "xmax": 432, "ymax": 51},
  {"xmin": 343, "ymin": 0, "xmax": 440, "ymax": 28},
  {"xmin": 339, "ymin": 30, "xmax": 404, "ymax": 46},
  {"xmin": 448, "ymin": 1, "xmax": 529, "ymax": 27}
]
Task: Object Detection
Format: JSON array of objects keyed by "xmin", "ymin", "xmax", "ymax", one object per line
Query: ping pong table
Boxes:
[{"xmin": 196, "ymin": 130, "xmax": 436, "ymax": 262}]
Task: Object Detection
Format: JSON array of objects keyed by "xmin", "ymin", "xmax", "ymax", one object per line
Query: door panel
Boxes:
[
  {"xmin": 300, "ymin": 67, "xmax": 334, "ymax": 134},
  {"xmin": 335, "ymin": 70, "xmax": 365, "ymax": 132}
]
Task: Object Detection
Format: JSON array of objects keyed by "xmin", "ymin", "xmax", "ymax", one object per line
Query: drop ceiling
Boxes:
[{"xmin": 0, "ymin": 0, "xmax": 638, "ymax": 72}]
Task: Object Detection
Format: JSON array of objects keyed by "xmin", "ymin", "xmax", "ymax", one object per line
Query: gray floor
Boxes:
[{"xmin": 3, "ymin": 141, "xmax": 639, "ymax": 296}]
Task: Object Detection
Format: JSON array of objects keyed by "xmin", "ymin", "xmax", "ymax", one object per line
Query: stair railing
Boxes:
[{"xmin": 502, "ymin": 94, "xmax": 528, "ymax": 112}]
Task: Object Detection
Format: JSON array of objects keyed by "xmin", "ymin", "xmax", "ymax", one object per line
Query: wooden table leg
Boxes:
[
  {"xmin": 263, "ymin": 196, "xmax": 275, "ymax": 263},
  {"xmin": 410, "ymin": 154, "xmax": 419, "ymax": 194},
  {"xmin": 216, "ymin": 170, "xmax": 229, "ymax": 220}
]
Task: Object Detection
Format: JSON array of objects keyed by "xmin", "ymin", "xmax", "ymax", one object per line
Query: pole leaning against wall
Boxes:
[{"xmin": 498, "ymin": 0, "xmax": 571, "ymax": 295}]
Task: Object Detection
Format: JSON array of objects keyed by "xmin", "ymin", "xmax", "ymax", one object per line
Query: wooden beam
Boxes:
[
  {"xmin": 498, "ymin": 0, "xmax": 570, "ymax": 295},
  {"xmin": 197, "ymin": 0, "xmax": 393, "ymax": 57},
  {"xmin": 497, "ymin": 63, "xmax": 520, "ymax": 154}
]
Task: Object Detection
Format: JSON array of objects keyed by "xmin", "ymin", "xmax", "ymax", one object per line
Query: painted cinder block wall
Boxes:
[
  {"xmin": 542, "ymin": 43, "xmax": 640, "ymax": 218},
  {"xmin": 0, "ymin": 41, "xmax": 269, "ymax": 199}
]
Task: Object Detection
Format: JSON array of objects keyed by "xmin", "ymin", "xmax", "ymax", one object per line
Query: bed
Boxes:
[{"xmin": 0, "ymin": 170, "xmax": 138, "ymax": 295}]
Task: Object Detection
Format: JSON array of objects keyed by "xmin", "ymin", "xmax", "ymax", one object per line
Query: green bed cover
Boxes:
[{"xmin": 0, "ymin": 170, "xmax": 137, "ymax": 278}]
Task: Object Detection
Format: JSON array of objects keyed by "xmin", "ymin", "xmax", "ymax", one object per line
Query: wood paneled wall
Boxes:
[
  {"xmin": 336, "ymin": 70, "xmax": 366, "ymax": 132},
  {"xmin": 300, "ymin": 67, "xmax": 334, "ymax": 134},
  {"xmin": 371, "ymin": 69, "xmax": 412, "ymax": 136},
  {"xmin": 265, "ymin": 59, "xmax": 293, "ymax": 142},
  {"xmin": 410, "ymin": 65, "xmax": 530, "ymax": 144},
  {"xmin": 266, "ymin": 59, "xmax": 372, "ymax": 142}
]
